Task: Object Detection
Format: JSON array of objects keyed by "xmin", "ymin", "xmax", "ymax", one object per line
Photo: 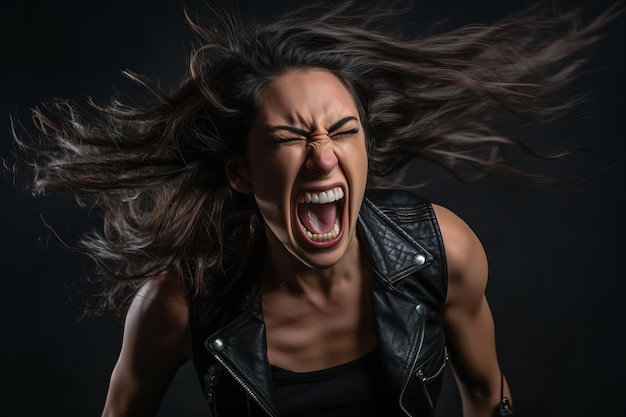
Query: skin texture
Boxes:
[
  {"xmin": 101, "ymin": 69, "xmax": 510, "ymax": 417},
  {"xmin": 101, "ymin": 271, "xmax": 191, "ymax": 417},
  {"xmin": 226, "ymin": 69, "xmax": 369, "ymax": 270},
  {"xmin": 434, "ymin": 204, "xmax": 512, "ymax": 417}
]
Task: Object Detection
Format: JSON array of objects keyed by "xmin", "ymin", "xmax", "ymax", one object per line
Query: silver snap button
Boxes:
[
  {"xmin": 415, "ymin": 304, "xmax": 426, "ymax": 315},
  {"xmin": 414, "ymin": 254, "xmax": 426, "ymax": 266},
  {"xmin": 212, "ymin": 338, "xmax": 225, "ymax": 352}
]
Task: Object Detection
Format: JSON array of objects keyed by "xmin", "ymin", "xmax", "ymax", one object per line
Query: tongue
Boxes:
[{"xmin": 298, "ymin": 203, "xmax": 337, "ymax": 235}]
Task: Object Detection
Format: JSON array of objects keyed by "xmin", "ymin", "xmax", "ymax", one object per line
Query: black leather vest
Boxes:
[{"xmin": 190, "ymin": 189, "xmax": 448, "ymax": 416}]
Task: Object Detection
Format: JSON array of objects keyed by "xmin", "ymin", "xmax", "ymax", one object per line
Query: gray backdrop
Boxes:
[{"xmin": 2, "ymin": 0, "xmax": 624, "ymax": 416}]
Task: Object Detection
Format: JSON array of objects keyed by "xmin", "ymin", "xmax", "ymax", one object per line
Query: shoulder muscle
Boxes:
[
  {"xmin": 432, "ymin": 204, "xmax": 488, "ymax": 310},
  {"xmin": 101, "ymin": 270, "xmax": 191, "ymax": 417}
]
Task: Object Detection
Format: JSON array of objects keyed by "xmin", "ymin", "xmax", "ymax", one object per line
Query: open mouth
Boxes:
[{"xmin": 296, "ymin": 186, "xmax": 345, "ymax": 247}]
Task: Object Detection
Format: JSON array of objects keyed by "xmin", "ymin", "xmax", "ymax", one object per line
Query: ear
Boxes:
[{"xmin": 225, "ymin": 156, "xmax": 253, "ymax": 194}]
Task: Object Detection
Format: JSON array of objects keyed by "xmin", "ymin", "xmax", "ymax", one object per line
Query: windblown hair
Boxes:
[{"xmin": 10, "ymin": 0, "xmax": 620, "ymax": 316}]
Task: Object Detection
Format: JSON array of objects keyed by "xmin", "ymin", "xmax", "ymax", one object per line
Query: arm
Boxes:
[
  {"xmin": 101, "ymin": 270, "xmax": 192, "ymax": 417},
  {"xmin": 433, "ymin": 204, "xmax": 512, "ymax": 417}
]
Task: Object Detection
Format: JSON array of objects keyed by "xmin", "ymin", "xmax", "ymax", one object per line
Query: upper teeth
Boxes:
[{"xmin": 298, "ymin": 187, "xmax": 344, "ymax": 204}]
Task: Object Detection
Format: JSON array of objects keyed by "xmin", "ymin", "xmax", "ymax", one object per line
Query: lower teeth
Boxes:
[{"xmin": 303, "ymin": 221, "xmax": 340, "ymax": 242}]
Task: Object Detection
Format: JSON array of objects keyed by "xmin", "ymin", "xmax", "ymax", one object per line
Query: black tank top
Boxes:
[{"xmin": 270, "ymin": 350, "xmax": 402, "ymax": 416}]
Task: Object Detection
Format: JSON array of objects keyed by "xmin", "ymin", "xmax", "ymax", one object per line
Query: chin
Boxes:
[{"xmin": 290, "ymin": 227, "xmax": 357, "ymax": 271}]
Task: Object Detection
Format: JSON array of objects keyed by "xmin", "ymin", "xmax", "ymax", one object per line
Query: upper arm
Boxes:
[
  {"xmin": 101, "ymin": 270, "xmax": 192, "ymax": 417},
  {"xmin": 433, "ymin": 204, "xmax": 508, "ymax": 416}
]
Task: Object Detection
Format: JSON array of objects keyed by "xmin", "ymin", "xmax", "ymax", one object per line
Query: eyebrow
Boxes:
[
  {"xmin": 328, "ymin": 116, "xmax": 358, "ymax": 133},
  {"xmin": 267, "ymin": 116, "xmax": 358, "ymax": 136}
]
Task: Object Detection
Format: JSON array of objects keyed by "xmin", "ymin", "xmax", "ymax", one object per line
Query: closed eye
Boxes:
[
  {"xmin": 328, "ymin": 116, "xmax": 359, "ymax": 138},
  {"xmin": 271, "ymin": 136, "xmax": 306, "ymax": 144},
  {"xmin": 332, "ymin": 127, "xmax": 359, "ymax": 137},
  {"xmin": 268, "ymin": 125, "xmax": 307, "ymax": 144}
]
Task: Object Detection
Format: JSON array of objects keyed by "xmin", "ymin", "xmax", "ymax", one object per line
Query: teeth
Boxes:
[
  {"xmin": 298, "ymin": 186, "xmax": 344, "ymax": 204},
  {"xmin": 297, "ymin": 187, "xmax": 344, "ymax": 242},
  {"xmin": 302, "ymin": 220, "xmax": 340, "ymax": 242}
]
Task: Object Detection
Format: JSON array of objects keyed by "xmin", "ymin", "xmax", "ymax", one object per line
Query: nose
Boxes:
[{"xmin": 305, "ymin": 135, "xmax": 338, "ymax": 175}]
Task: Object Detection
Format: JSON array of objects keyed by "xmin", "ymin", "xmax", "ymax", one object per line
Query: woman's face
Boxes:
[{"xmin": 227, "ymin": 69, "xmax": 368, "ymax": 269}]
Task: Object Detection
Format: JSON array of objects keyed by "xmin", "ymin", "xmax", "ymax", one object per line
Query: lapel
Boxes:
[{"xmin": 358, "ymin": 195, "xmax": 434, "ymax": 397}]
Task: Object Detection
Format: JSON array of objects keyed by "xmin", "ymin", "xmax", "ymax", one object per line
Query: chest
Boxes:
[{"xmin": 261, "ymin": 278, "xmax": 377, "ymax": 372}]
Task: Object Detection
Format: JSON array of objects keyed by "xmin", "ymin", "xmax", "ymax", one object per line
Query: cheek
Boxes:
[
  {"xmin": 345, "ymin": 139, "xmax": 369, "ymax": 208},
  {"xmin": 358, "ymin": 135, "xmax": 369, "ymax": 176},
  {"xmin": 341, "ymin": 138, "xmax": 369, "ymax": 180},
  {"xmin": 358, "ymin": 145, "xmax": 369, "ymax": 175},
  {"xmin": 247, "ymin": 148, "xmax": 303, "ymax": 206}
]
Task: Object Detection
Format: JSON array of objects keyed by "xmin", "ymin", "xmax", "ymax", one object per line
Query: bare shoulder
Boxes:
[
  {"xmin": 431, "ymin": 204, "xmax": 488, "ymax": 307},
  {"xmin": 101, "ymin": 270, "xmax": 192, "ymax": 416},
  {"xmin": 123, "ymin": 269, "xmax": 192, "ymax": 360},
  {"xmin": 432, "ymin": 205, "xmax": 506, "ymax": 413},
  {"xmin": 130, "ymin": 269, "xmax": 190, "ymax": 313},
  {"xmin": 127, "ymin": 270, "xmax": 189, "ymax": 323}
]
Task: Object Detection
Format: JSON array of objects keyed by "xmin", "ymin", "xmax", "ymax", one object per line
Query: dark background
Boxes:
[{"xmin": 1, "ymin": 0, "xmax": 624, "ymax": 416}]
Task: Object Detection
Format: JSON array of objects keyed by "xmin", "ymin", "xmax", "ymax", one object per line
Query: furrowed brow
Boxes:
[
  {"xmin": 267, "ymin": 125, "xmax": 309, "ymax": 136},
  {"xmin": 328, "ymin": 116, "xmax": 358, "ymax": 134},
  {"xmin": 268, "ymin": 116, "xmax": 357, "ymax": 137}
]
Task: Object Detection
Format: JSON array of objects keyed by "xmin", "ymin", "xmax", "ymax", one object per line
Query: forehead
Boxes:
[{"xmin": 256, "ymin": 69, "xmax": 359, "ymax": 126}]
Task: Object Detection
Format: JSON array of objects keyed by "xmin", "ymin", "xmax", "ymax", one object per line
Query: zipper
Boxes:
[
  {"xmin": 211, "ymin": 353, "xmax": 278, "ymax": 417},
  {"xmin": 416, "ymin": 367, "xmax": 434, "ymax": 411},
  {"xmin": 416, "ymin": 346, "xmax": 449, "ymax": 411},
  {"xmin": 397, "ymin": 303, "xmax": 428, "ymax": 417},
  {"xmin": 417, "ymin": 346, "xmax": 448, "ymax": 384},
  {"xmin": 206, "ymin": 370, "xmax": 218, "ymax": 415}
]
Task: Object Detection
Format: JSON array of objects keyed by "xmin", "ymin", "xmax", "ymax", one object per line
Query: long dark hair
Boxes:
[{"xmin": 8, "ymin": 1, "xmax": 621, "ymax": 316}]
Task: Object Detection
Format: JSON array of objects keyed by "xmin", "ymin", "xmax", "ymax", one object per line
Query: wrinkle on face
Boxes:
[
  {"xmin": 241, "ymin": 69, "xmax": 368, "ymax": 270},
  {"xmin": 306, "ymin": 136, "xmax": 333, "ymax": 152}
]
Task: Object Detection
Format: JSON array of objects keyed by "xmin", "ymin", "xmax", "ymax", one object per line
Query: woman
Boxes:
[{"xmin": 11, "ymin": 1, "xmax": 618, "ymax": 416}]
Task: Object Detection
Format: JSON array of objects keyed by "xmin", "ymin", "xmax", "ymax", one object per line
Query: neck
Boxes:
[{"xmin": 261, "ymin": 231, "xmax": 366, "ymax": 296}]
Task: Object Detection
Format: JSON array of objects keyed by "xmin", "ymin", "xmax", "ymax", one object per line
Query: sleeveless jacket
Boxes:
[{"xmin": 190, "ymin": 189, "xmax": 449, "ymax": 416}]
